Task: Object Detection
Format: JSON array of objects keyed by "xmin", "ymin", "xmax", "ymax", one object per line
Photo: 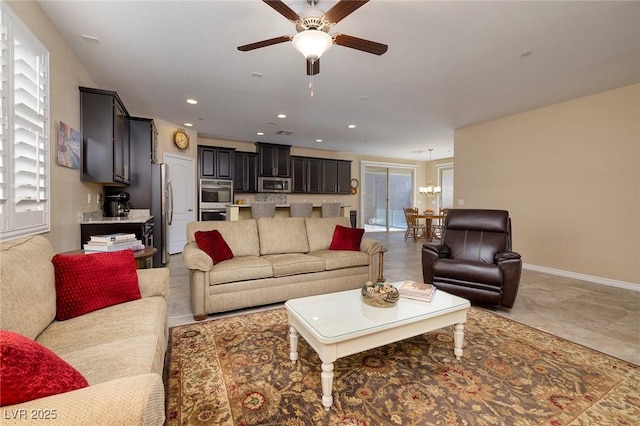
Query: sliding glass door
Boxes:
[{"xmin": 362, "ymin": 163, "xmax": 416, "ymax": 232}]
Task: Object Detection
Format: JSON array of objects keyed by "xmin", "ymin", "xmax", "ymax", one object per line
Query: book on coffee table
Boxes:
[{"xmin": 398, "ymin": 281, "xmax": 436, "ymax": 302}]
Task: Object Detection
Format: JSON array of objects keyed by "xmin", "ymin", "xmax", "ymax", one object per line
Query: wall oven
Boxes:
[{"xmin": 199, "ymin": 179, "xmax": 233, "ymax": 221}]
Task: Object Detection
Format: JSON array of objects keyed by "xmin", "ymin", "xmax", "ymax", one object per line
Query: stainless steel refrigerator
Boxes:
[{"xmin": 151, "ymin": 163, "xmax": 172, "ymax": 266}]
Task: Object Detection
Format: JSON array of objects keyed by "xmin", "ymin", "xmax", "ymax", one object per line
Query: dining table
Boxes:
[{"xmin": 417, "ymin": 213, "xmax": 444, "ymax": 241}]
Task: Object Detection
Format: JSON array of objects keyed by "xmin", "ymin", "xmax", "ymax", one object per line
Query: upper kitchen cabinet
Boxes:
[
  {"xmin": 256, "ymin": 142, "xmax": 291, "ymax": 177},
  {"xmin": 291, "ymin": 156, "xmax": 322, "ymax": 193},
  {"xmin": 322, "ymin": 159, "xmax": 352, "ymax": 194},
  {"xmin": 234, "ymin": 151, "xmax": 258, "ymax": 193},
  {"xmin": 337, "ymin": 160, "xmax": 352, "ymax": 194},
  {"xmin": 198, "ymin": 145, "xmax": 235, "ymax": 180},
  {"xmin": 80, "ymin": 87, "xmax": 130, "ymax": 185}
]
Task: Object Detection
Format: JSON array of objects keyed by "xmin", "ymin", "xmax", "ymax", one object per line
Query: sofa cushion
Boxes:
[
  {"xmin": 36, "ymin": 297, "xmax": 167, "ymax": 377},
  {"xmin": 187, "ymin": 220, "xmax": 260, "ymax": 257},
  {"xmin": 262, "ymin": 253, "xmax": 326, "ymax": 277},
  {"xmin": 305, "ymin": 217, "xmax": 352, "ymax": 251},
  {"xmin": 258, "ymin": 218, "xmax": 310, "ymax": 255},
  {"xmin": 0, "ymin": 236, "xmax": 57, "ymax": 340},
  {"xmin": 52, "ymin": 251, "xmax": 141, "ymax": 320},
  {"xmin": 0, "ymin": 330, "xmax": 89, "ymax": 406},
  {"xmin": 308, "ymin": 250, "xmax": 370, "ymax": 271},
  {"xmin": 195, "ymin": 229, "xmax": 234, "ymax": 264},
  {"xmin": 329, "ymin": 225, "xmax": 365, "ymax": 251},
  {"xmin": 209, "ymin": 256, "xmax": 273, "ymax": 285}
]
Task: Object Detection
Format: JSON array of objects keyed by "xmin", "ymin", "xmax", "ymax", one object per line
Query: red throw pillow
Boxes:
[
  {"xmin": 52, "ymin": 250, "xmax": 141, "ymax": 320},
  {"xmin": 0, "ymin": 331, "xmax": 89, "ymax": 406},
  {"xmin": 329, "ymin": 225, "xmax": 365, "ymax": 251},
  {"xmin": 195, "ymin": 230, "xmax": 234, "ymax": 264}
]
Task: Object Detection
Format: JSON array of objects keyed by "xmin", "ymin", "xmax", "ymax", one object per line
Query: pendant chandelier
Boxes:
[{"xmin": 419, "ymin": 149, "xmax": 441, "ymax": 197}]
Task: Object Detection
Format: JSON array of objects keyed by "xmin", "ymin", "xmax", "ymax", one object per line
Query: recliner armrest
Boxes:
[
  {"xmin": 495, "ymin": 251, "xmax": 521, "ymax": 262},
  {"xmin": 424, "ymin": 243, "xmax": 449, "ymax": 258},
  {"xmin": 422, "ymin": 243, "xmax": 448, "ymax": 284}
]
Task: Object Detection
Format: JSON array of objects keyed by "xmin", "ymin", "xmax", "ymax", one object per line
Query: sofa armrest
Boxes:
[
  {"xmin": 1, "ymin": 374, "xmax": 165, "ymax": 425},
  {"xmin": 360, "ymin": 237, "xmax": 382, "ymax": 256},
  {"xmin": 137, "ymin": 267, "xmax": 169, "ymax": 299},
  {"xmin": 182, "ymin": 242, "xmax": 213, "ymax": 272}
]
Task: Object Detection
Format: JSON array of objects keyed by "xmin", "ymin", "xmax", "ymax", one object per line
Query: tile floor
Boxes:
[{"xmin": 167, "ymin": 231, "xmax": 640, "ymax": 365}]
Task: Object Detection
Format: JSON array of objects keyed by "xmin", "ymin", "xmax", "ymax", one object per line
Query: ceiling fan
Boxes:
[{"xmin": 237, "ymin": 0, "xmax": 388, "ymax": 76}]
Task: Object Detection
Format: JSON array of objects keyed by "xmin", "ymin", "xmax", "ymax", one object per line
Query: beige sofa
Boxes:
[
  {"xmin": 183, "ymin": 217, "xmax": 382, "ymax": 320},
  {"xmin": 0, "ymin": 236, "xmax": 169, "ymax": 425}
]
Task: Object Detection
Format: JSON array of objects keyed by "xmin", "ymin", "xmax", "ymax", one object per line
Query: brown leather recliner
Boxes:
[{"xmin": 422, "ymin": 209, "xmax": 522, "ymax": 308}]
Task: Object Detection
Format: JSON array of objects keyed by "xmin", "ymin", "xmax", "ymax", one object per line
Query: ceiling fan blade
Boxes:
[
  {"xmin": 324, "ymin": 0, "xmax": 369, "ymax": 24},
  {"xmin": 334, "ymin": 34, "xmax": 388, "ymax": 55},
  {"xmin": 237, "ymin": 35, "xmax": 291, "ymax": 52},
  {"xmin": 306, "ymin": 59, "xmax": 320, "ymax": 76},
  {"xmin": 263, "ymin": 0, "xmax": 301, "ymax": 22}
]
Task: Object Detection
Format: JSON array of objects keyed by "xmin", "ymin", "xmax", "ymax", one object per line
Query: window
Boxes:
[{"xmin": 0, "ymin": 4, "xmax": 50, "ymax": 242}]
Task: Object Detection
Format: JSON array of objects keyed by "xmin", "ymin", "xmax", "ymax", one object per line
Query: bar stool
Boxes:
[
  {"xmin": 321, "ymin": 202, "xmax": 342, "ymax": 218},
  {"xmin": 251, "ymin": 202, "xmax": 276, "ymax": 219},
  {"xmin": 289, "ymin": 202, "xmax": 313, "ymax": 218}
]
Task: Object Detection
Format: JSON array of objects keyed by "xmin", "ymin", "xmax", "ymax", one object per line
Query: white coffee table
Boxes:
[{"xmin": 284, "ymin": 283, "xmax": 470, "ymax": 411}]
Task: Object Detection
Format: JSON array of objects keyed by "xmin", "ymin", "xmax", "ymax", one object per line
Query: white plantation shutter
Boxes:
[{"xmin": 0, "ymin": 3, "xmax": 50, "ymax": 241}]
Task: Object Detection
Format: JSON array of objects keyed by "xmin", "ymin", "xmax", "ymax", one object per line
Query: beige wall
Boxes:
[
  {"xmin": 7, "ymin": 1, "xmax": 100, "ymax": 253},
  {"xmin": 455, "ymin": 84, "xmax": 640, "ymax": 286}
]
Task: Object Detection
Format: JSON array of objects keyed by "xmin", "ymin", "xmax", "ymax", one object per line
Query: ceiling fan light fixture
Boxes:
[{"xmin": 292, "ymin": 30, "xmax": 333, "ymax": 61}]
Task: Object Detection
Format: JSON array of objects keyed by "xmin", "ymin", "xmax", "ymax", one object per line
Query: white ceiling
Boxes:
[{"xmin": 37, "ymin": 0, "xmax": 640, "ymax": 161}]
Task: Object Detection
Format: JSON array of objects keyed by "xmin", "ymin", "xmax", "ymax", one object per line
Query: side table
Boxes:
[{"xmin": 61, "ymin": 247, "xmax": 157, "ymax": 269}]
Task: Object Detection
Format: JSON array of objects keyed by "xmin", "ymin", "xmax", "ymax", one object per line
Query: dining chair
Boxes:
[
  {"xmin": 431, "ymin": 208, "xmax": 449, "ymax": 239},
  {"xmin": 403, "ymin": 207, "xmax": 426, "ymax": 241},
  {"xmin": 289, "ymin": 202, "xmax": 313, "ymax": 218},
  {"xmin": 251, "ymin": 202, "xmax": 276, "ymax": 219}
]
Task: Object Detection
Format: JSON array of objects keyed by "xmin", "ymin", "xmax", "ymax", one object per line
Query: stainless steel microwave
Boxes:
[{"xmin": 258, "ymin": 177, "xmax": 291, "ymax": 193}]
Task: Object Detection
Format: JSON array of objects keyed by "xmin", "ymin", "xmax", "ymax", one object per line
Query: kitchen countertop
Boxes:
[{"xmin": 80, "ymin": 209, "xmax": 153, "ymax": 224}]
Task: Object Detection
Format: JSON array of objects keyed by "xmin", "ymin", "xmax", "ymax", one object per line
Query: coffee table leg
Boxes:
[
  {"xmin": 321, "ymin": 362, "xmax": 334, "ymax": 411},
  {"xmin": 454, "ymin": 323, "xmax": 464, "ymax": 360},
  {"xmin": 289, "ymin": 326, "xmax": 299, "ymax": 363}
]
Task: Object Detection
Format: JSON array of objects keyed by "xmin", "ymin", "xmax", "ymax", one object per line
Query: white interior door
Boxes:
[{"xmin": 164, "ymin": 153, "xmax": 195, "ymax": 254}]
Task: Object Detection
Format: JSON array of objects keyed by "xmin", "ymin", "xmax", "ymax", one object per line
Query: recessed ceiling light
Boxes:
[
  {"xmin": 186, "ymin": 98, "xmax": 198, "ymax": 105},
  {"xmin": 315, "ymin": 139, "xmax": 323, "ymax": 143},
  {"xmin": 277, "ymin": 114, "xmax": 287, "ymax": 119},
  {"xmin": 184, "ymin": 123, "xmax": 193, "ymax": 127},
  {"xmin": 348, "ymin": 124, "xmax": 356, "ymax": 129},
  {"xmin": 257, "ymin": 132, "xmax": 265, "ymax": 136},
  {"xmin": 81, "ymin": 34, "xmax": 100, "ymax": 43}
]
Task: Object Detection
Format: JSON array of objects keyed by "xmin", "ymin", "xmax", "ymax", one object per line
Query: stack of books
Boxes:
[
  {"xmin": 398, "ymin": 281, "xmax": 437, "ymax": 302},
  {"xmin": 83, "ymin": 233, "xmax": 145, "ymax": 252}
]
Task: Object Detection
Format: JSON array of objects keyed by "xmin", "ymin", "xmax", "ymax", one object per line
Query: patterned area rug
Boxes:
[{"xmin": 165, "ymin": 307, "xmax": 639, "ymax": 425}]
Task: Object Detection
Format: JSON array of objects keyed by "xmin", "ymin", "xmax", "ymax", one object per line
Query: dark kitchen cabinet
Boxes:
[
  {"xmin": 256, "ymin": 142, "xmax": 291, "ymax": 177},
  {"xmin": 291, "ymin": 156, "xmax": 322, "ymax": 193},
  {"xmin": 337, "ymin": 160, "xmax": 352, "ymax": 194},
  {"xmin": 80, "ymin": 87, "xmax": 130, "ymax": 185},
  {"xmin": 125, "ymin": 117, "xmax": 157, "ymax": 208},
  {"xmin": 322, "ymin": 159, "xmax": 337, "ymax": 193},
  {"xmin": 234, "ymin": 151, "xmax": 258, "ymax": 193},
  {"xmin": 198, "ymin": 145, "xmax": 235, "ymax": 179}
]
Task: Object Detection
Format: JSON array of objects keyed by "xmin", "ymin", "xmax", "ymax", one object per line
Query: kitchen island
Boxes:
[{"xmin": 225, "ymin": 204, "xmax": 350, "ymax": 221}]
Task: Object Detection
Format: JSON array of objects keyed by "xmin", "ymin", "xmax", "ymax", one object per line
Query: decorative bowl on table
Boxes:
[{"xmin": 361, "ymin": 280, "xmax": 400, "ymax": 308}]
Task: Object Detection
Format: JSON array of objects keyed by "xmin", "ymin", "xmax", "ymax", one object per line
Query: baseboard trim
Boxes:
[{"xmin": 522, "ymin": 263, "xmax": 639, "ymax": 292}]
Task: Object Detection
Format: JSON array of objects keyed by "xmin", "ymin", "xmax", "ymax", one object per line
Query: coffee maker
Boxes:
[{"xmin": 104, "ymin": 191, "xmax": 130, "ymax": 217}]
